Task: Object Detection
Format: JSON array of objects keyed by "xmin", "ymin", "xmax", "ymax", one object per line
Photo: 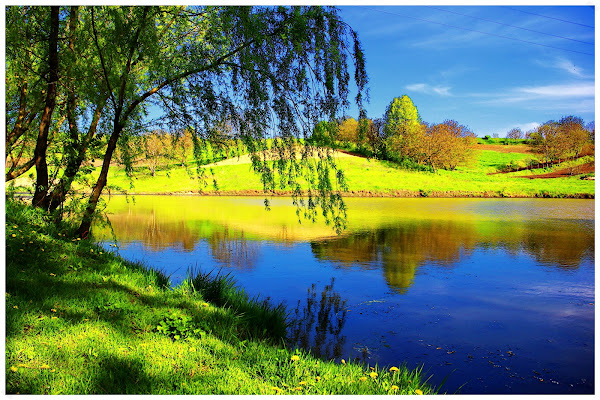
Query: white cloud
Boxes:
[
  {"xmin": 406, "ymin": 83, "xmax": 452, "ymax": 96},
  {"xmin": 516, "ymin": 83, "xmax": 594, "ymax": 98},
  {"xmin": 554, "ymin": 58, "xmax": 586, "ymax": 78}
]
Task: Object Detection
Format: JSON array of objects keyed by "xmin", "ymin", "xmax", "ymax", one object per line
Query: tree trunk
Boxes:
[
  {"xmin": 76, "ymin": 122, "xmax": 122, "ymax": 238},
  {"xmin": 47, "ymin": 100, "xmax": 105, "ymax": 212},
  {"xmin": 32, "ymin": 6, "xmax": 59, "ymax": 209}
]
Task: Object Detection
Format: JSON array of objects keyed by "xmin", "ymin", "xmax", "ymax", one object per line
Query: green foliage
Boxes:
[
  {"xmin": 156, "ymin": 311, "xmax": 206, "ymax": 341},
  {"xmin": 7, "ymin": 6, "xmax": 369, "ymax": 236},
  {"xmin": 383, "ymin": 95, "xmax": 421, "ymax": 138}
]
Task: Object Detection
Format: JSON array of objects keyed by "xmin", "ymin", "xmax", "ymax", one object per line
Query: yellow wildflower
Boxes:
[
  {"xmin": 391, "ymin": 385, "xmax": 399, "ymax": 390},
  {"xmin": 201, "ymin": 303, "xmax": 209, "ymax": 307},
  {"xmin": 389, "ymin": 366, "xmax": 400, "ymax": 372},
  {"xmin": 10, "ymin": 366, "xmax": 18, "ymax": 372},
  {"xmin": 12, "ymin": 225, "xmax": 17, "ymax": 229},
  {"xmin": 415, "ymin": 389, "xmax": 424, "ymax": 395},
  {"xmin": 13, "ymin": 305, "xmax": 18, "ymax": 309},
  {"xmin": 90, "ymin": 249, "xmax": 94, "ymax": 252},
  {"xmin": 359, "ymin": 377, "xmax": 367, "ymax": 382},
  {"xmin": 51, "ymin": 308, "xmax": 57, "ymax": 312},
  {"xmin": 341, "ymin": 359, "xmax": 346, "ymax": 365},
  {"xmin": 316, "ymin": 376, "xmax": 321, "ymax": 382},
  {"xmin": 294, "ymin": 387, "xmax": 302, "ymax": 391},
  {"xmin": 299, "ymin": 381, "xmax": 307, "ymax": 386},
  {"xmin": 49, "ymin": 273, "xmax": 56, "ymax": 276},
  {"xmin": 291, "ymin": 355, "xmax": 300, "ymax": 361},
  {"xmin": 369, "ymin": 371, "xmax": 378, "ymax": 379},
  {"xmin": 271, "ymin": 387, "xmax": 281, "ymax": 393},
  {"xmin": 40, "ymin": 364, "xmax": 50, "ymax": 369}
]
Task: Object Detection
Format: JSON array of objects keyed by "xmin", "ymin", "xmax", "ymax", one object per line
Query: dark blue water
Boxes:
[{"xmin": 97, "ymin": 197, "xmax": 594, "ymax": 394}]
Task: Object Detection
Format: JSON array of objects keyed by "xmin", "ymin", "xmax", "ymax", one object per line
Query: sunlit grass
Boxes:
[
  {"xmin": 6, "ymin": 199, "xmax": 435, "ymax": 395},
  {"xmin": 7, "ymin": 146, "xmax": 594, "ymax": 198}
]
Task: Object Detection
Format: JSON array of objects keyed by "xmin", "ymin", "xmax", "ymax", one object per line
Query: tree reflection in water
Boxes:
[{"xmin": 287, "ymin": 278, "xmax": 348, "ymax": 360}]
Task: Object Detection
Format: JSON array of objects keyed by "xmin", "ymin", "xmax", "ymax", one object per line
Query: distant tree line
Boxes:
[
  {"xmin": 309, "ymin": 95, "xmax": 477, "ymax": 172},
  {"xmin": 310, "ymin": 95, "xmax": 594, "ymax": 172}
]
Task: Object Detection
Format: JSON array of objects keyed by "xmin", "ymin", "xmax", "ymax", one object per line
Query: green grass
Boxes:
[
  {"xmin": 5, "ymin": 199, "xmax": 434, "ymax": 395},
  {"xmin": 7, "ymin": 146, "xmax": 594, "ymax": 198}
]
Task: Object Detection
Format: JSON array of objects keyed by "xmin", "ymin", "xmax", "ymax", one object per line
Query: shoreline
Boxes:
[{"xmin": 9, "ymin": 189, "xmax": 595, "ymax": 199}]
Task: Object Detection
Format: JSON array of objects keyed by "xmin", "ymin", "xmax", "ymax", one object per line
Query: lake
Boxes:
[{"xmin": 94, "ymin": 195, "xmax": 594, "ymax": 394}]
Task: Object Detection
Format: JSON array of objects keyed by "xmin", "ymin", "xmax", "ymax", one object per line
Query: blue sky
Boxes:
[{"xmin": 338, "ymin": 5, "xmax": 595, "ymax": 137}]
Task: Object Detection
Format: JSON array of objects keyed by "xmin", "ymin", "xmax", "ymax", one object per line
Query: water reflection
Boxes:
[
  {"xmin": 96, "ymin": 197, "xmax": 593, "ymax": 282},
  {"xmin": 310, "ymin": 219, "xmax": 593, "ymax": 294},
  {"xmin": 287, "ymin": 278, "xmax": 348, "ymax": 360}
]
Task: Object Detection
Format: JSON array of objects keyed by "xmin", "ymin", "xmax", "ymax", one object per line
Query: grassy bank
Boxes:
[
  {"xmin": 5, "ymin": 199, "xmax": 433, "ymax": 395},
  {"xmin": 94, "ymin": 148, "xmax": 593, "ymax": 198},
  {"xmin": 6, "ymin": 145, "xmax": 594, "ymax": 198}
]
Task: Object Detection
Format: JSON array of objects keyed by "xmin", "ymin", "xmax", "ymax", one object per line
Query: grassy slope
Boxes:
[
  {"xmin": 100, "ymin": 147, "xmax": 594, "ymax": 198},
  {"xmin": 5, "ymin": 199, "xmax": 433, "ymax": 395},
  {"xmin": 6, "ymin": 145, "xmax": 594, "ymax": 197}
]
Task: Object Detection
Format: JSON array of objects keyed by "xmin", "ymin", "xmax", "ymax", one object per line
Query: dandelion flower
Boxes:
[
  {"xmin": 291, "ymin": 355, "xmax": 300, "ymax": 361},
  {"xmin": 389, "ymin": 366, "xmax": 399, "ymax": 372},
  {"xmin": 391, "ymin": 385, "xmax": 399, "ymax": 390},
  {"xmin": 341, "ymin": 359, "xmax": 346, "ymax": 365},
  {"xmin": 415, "ymin": 389, "xmax": 424, "ymax": 395},
  {"xmin": 369, "ymin": 371, "xmax": 378, "ymax": 379},
  {"xmin": 359, "ymin": 377, "xmax": 367, "ymax": 382}
]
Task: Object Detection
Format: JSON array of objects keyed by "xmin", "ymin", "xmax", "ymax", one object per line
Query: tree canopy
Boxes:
[{"xmin": 6, "ymin": 6, "xmax": 368, "ymax": 235}]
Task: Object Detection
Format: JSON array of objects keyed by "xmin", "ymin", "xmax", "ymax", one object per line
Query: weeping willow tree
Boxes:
[{"xmin": 6, "ymin": 6, "xmax": 368, "ymax": 236}]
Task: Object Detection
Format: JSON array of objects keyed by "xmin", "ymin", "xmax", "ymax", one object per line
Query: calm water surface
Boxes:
[{"xmin": 95, "ymin": 196, "xmax": 594, "ymax": 394}]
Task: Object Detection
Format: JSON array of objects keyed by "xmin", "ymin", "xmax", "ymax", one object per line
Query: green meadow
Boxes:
[{"xmin": 90, "ymin": 146, "xmax": 594, "ymax": 198}]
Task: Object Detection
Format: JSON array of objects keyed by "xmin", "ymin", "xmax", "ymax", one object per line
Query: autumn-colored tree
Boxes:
[
  {"xmin": 143, "ymin": 131, "xmax": 172, "ymax": 176},
  {"xmin": 529, "ymin": 116, "xmax": 591, "ymax": 163},
  {"xmin": 170, "ymin": 129, "xmax": 194, "ymax": 166},
  {"xmin": 418, "ymin": 120, "xmax": 475, "ymax": 172},
  {"xmin": 336, "ymin": 117, "xmax": 359, "ymax": 144},
  {"xmin": 558, "ymin": 116, "xmax": 590, "ymax": 159}
]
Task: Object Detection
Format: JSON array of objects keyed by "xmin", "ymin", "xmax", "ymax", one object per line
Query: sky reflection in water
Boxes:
[{"xmin": 96, "ymin": 196, "xmax": 594, "ymax": 394}]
